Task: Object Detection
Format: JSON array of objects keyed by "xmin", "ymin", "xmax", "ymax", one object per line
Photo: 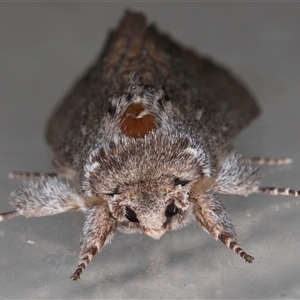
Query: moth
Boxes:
[{"xmin": 1, "ymin": 11, "xmax": 299, "ymax": 281}]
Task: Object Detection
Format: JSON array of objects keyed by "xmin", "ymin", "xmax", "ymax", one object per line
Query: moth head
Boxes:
[
  {"xmin": 99, "ymin": 179, "xmax": 194, "ymax": 239},
  {"xmin": 86, "ymin": 174, "xmax": 216, "ymax": 240}
]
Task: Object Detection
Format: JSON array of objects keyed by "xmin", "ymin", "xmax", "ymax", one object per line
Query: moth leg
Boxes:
[
  {"xmin": 214, "ymin": 151, "xmax": 299, "ymax": 198},
  {"xmin": 0, "ymin": 211, "xmax": 19, "ymax": 222},
  {"xmin": 70, "ymin": 206, "xmax": 117, "ymax": 280},
  {"xmin": 8, "ymin": 171, "xmax": 57, "ymax": 179},
  {"xmin": 193, "ymin": 192, "xmax": 254, "ymax": 263},
  {"xmin": 249, "ymin": 157, "xmax": 292, "ymax": 166},
  {"xmin": 257, "ymin": 187, "xmax": 299, "ymax": 197},
  {"xmin": 214, "ymin": 151, "xmax": 262, "ymax": 196},
  {"xmin": 0, "ymin": 176, "xmax": 87, "ymax": 222}
]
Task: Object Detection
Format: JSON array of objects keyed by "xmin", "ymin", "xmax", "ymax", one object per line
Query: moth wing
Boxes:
[
  {"xmin": 179, "ymin": 47, "xmax": 260, "ymax": 147},
  {"xmin": 98, "ymin": 11, "xmax": 260, "ymax": 148},
  {"xmin": 46, "ymin": 12, "xmax": 149, "ymax": 169},
  {"xmin": 47, "ymin": 11, "xmax": 260, "ymax": 169},
  {"xmin": 140, "ymin": 21, "xmax": 260, "ymax": 149}
]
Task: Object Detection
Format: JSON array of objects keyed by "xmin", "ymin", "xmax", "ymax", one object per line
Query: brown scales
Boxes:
[{"xmin": 120, "ymin": 103, "xmax": 156, "ymax": 138}]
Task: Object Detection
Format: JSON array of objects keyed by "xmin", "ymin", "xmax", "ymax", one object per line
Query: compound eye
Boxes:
[
  {"xmin": 174, "ymin": 177, "xmax": 190, "ymax": 186},
  {"xmin": 125, "ymin": 206, "xmax": 139, "ymax": 222},
  {"xmin": 165, "ymin": 200, "xmax": 178, "ymax": 217}
]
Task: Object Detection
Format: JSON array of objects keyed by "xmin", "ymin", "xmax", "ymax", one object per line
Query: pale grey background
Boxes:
[{"xmin": 0, "ymin": 2, "xmax": 299, "ymax": 299}]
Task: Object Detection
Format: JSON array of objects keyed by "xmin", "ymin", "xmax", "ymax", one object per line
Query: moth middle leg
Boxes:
[{"xmin": 192, "ymin": 192, "xmax": 254, "ymax": 263}]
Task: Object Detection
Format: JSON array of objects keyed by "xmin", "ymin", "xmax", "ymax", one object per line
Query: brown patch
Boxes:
[{"xmin": 120, "ymin": 104, "xmax": 156, "ymax": 138}]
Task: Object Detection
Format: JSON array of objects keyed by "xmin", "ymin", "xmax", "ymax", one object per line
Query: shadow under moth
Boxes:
[{"xmin": 1, "ymin": 11, "xmax": 299, "ymax": 280}]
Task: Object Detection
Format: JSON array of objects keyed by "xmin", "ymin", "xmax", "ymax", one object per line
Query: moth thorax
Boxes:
[{"xmin": 120, "ymin": 103, "xmax": 156, "ymax": 138}]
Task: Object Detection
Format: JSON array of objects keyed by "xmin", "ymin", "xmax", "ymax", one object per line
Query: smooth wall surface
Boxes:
[{"xmin": 0, "ymin": 2, "xmax": 299, "ymax": 299}]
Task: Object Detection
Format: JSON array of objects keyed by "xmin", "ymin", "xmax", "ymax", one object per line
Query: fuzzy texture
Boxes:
[
  {"xmin": 1, "ymin": 11, "xmax": 298, "ymax": 280},
  {"xmin": 9, "ymin": 176, "xmax": 87, "ymax": 218}
]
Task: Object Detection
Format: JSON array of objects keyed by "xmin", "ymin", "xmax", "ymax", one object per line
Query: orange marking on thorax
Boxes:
[{"xmin": 120, "ymin": 104, "xmax": 156, "ymax": 138}]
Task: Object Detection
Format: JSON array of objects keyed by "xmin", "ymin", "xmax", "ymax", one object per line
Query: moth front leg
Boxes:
[
  {"xmin": 0, "ymin": 176, "xmax": 87, "ymax": 221},
  {"xmin": 70, "ymin": 205, "xmax": 117, "ymax": 280},
  {"xmin": 192, "ymin": 192, "xmax": 254, "ymax": 263}
]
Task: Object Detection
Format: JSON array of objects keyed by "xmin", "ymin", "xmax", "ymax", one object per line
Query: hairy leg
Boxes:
[
  {"xmin": 0, "ymin": 176, "xmax": 87, "ymax": 221},
  {"xmin": 70, "ymin": 205, "xmax": 117, "ymax": 280},
  {"xmin": 214, "ymin": 151, "xmax": 299, "ymax": 197},
  {"xmin": 214, "ymin": 151, "xmax": 262, "ymax": 196},
  {"xmin": 193, "ymin": 192, "xmax": 254, "ymax": 263}
]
